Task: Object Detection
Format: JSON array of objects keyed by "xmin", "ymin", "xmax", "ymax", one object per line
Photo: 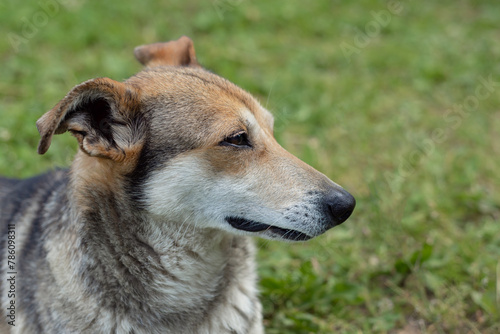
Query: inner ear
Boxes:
[{"xmin": 70, "ymin": 97, "xmax": 115, "ymax": 144}]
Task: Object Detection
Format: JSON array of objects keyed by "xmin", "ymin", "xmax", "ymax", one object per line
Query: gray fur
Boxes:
[{"xmin": 0, "ymin": 170, "xmax": 262, "ymax": 333}]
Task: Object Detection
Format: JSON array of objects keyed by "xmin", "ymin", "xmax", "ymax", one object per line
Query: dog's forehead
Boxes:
[{"xmin": 128, "ymin": 67, "xmax": 274, "ymax": 129}]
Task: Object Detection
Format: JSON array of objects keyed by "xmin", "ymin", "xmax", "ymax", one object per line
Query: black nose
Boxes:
[{"xmin": 324, "ymin": 188, "xmax": 356, "ymax": 226}]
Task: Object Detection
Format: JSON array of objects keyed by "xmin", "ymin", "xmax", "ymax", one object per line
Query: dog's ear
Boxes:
[
  {"xmin": 36, "ymin": 77, "xmax": 143, "ymax": 162},
  {"xmin": 134, "ymin": 36, "xmax": 200, "ymax": 68}
]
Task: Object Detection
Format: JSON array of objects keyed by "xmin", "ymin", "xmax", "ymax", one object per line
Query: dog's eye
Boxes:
[{"xmin": 221, "ymin": 132, "xmax": 251, "ymax": 148}]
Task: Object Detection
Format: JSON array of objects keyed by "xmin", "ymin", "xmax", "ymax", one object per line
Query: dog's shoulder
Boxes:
[
  {"xmin": 0, "ymin": 169, "xmax": 69, "ymax": 223},
  {"xmin": 0, "ymin": 177, "xmax": 22, "ymax": 191}
]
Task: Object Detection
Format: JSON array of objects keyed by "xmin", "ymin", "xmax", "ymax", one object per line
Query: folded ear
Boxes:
[
  {"xmin": 134, "ymin": 35, "xmax": 200, "ymax": 68},
  {"xmin": 36, "ymin": 77, "xmax": 143, "ymax": 162}
]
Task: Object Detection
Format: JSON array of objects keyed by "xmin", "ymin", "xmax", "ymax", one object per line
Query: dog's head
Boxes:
[{"xmin": 36, "ymin": 36, "xmax": 355, "ymax": 241}]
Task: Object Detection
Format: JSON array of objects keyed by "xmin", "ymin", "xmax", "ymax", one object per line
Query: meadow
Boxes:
[{"xmin": 1, "ymin": 0, "xmax": 499, "ymax": 332}]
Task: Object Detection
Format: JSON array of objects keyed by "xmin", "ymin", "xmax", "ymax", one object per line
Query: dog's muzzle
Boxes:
[{"xmin": 225, "ymin": 188, "xmax": 355, "ymax": 241}]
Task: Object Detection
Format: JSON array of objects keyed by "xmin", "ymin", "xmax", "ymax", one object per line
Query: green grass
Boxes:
[{"xmin": 1, "ymin": 0, "xmax": 499, "ymax": 332}]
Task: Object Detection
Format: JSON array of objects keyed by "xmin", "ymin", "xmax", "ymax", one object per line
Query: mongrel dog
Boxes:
[{"xmin": 0, "ymin": 36, "xmax": 355, "ymax": 333}]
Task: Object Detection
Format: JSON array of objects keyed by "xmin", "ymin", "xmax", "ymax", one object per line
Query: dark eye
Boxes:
[{"xmin": 221, "ymin": 132, "xmax": 251, "ymax": 148}]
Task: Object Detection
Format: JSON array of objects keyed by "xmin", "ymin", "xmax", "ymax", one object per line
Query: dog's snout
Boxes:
[{"xmin": 324, "ymin": 188, "xmax": 356, "ymax": 226}]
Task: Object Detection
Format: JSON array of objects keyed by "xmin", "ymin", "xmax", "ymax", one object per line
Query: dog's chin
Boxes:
[{"xmin": 225, "ymin": 216, "xmax": 313, "ymax": 241}]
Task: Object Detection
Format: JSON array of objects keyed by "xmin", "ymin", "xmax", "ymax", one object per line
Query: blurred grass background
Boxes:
[{"xmin": 1, "ymin": 0, "xmax": 499, "ymax": 333}]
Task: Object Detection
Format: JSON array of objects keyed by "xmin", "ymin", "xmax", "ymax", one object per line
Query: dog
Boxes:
[{"xmin": 0, "ymin": 36, "xmax": 355, "ymax": 333}]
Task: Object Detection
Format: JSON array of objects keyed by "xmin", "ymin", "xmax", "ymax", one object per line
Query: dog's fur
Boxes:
[{"xmin": 0, "ymin": 36, "xmax": 355, "ymax": 333}]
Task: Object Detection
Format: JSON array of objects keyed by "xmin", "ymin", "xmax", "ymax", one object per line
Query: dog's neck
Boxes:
[{"xmin": 61, "ymin": 155, "xmax": 261, "ymax": 332}]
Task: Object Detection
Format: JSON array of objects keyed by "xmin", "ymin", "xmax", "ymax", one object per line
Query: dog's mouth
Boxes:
[{"xmin": 225, "ymin": 216, "xmax": 312, "ymax": 241}]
